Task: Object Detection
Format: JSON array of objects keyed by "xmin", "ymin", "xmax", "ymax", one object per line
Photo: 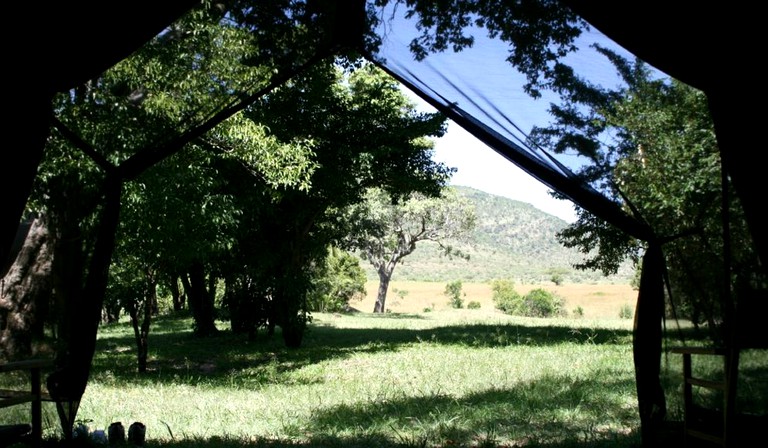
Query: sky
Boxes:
[
  {"xmin": 430, "ymin": 122, "xmax": 579, "ymax": 223},
  {"xmin": 390, "ymin": 23, "xmax": 649, "ymax": 224}
]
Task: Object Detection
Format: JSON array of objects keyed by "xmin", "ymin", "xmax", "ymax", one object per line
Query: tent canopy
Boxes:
[{"xmin": 3, "ymin": 0, "xmax": 765, "ymax": 271}]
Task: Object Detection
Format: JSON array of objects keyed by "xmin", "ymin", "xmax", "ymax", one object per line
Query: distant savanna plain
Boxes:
[{"xmin": 357, "ymin": 280, "xmax": 637, "ymax": 320}]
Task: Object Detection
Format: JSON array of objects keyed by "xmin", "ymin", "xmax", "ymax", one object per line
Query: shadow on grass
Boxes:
[
  {"xmin": 42, "ymin": 434, "xmax": 646, "ymax": 448},
  {"xmin": 86, "ymin": 313, "xmax": 641, "ymax": 387},
  {"xmin": 301, "ymin": 373, "xmax": 643, "ymax": 447},
  {"xmin": 40, "ymin": 373, "xmax": 649, "ymax": 447}
]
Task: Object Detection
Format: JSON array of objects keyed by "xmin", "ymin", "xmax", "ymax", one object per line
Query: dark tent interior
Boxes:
[{"xmin": 2, "ymin": 1, "xmax": 766, "ymax": 446}]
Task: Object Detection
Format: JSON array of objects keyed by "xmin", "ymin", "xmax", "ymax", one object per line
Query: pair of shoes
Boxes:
[{"xmin": 106, "ymin": 421, "xmax": 145, "ymax": 446}]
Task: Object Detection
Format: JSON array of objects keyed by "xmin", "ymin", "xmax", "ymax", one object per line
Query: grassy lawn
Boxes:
[{"xmin": 2, "ymin": 283, "xmax": 766, "ymax": 447}]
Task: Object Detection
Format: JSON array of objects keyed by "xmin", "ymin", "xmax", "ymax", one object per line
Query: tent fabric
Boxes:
[
  {"xmin": 5, "ymin": 0, "xmax": 764, "ymax": 273},
  {"xmin": 558, "ymin": 1, "xmax": 767, "ymax": 277},
  {"xmin": 2, "ymin": 0, "xmax": 200, "ymax": 270},
  {"xmin": 1, "ymin": 1, "xmax": 764, "ymax": 445},
  {"xmin": 364, "ymin": 8, "xmax": 655, "ymax": 241}
]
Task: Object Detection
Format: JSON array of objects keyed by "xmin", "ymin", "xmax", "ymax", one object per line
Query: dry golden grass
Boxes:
[{"xmin": 356, "ymin": 280, "xmax": 637, "ymax": 319}]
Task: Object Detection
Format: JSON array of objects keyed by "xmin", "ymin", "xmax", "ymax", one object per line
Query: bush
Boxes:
[
  {"xmin": 522, "ymin": 288, "xmax": 566, "ymax": 318},
  {"xmin": 619, "ymin": 303, "xmax": 634, "ymax": 319},
  {"xmin": 573, "ymin": 306, "xmax": 584, "ymax": 317},
  {"xmin": 444, "ymin": 280, "xmax": 464, "ymax": 309},
  {"xmin": 492, "ymin": 280, "xmax": 565, "ymax": 318},
  {"xmin": 307, "ymin": 247, "xmax": 366, "ymax": 312},
  {"xmin": 491, "ymin": 279, "xmax": 522, "ymax": 314},
  {"xmin": 467, "ymin": 301, "xmax": 481, "ymax": 309}
]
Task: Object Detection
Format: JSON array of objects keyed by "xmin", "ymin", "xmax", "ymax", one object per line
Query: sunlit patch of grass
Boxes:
[{"xmin": 21, "ymin": 308, "xmax": 765, "ymax": 448}]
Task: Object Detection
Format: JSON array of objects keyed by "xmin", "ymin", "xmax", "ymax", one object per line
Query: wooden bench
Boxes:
[{"xmin": 0, "ymin": 358, "xmax": 54, "ymax": 448}]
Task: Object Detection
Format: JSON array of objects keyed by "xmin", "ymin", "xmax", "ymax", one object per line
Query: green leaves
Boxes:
[
  {"xmin": 388, "ymin": 0, "xmax": 585, "ymax": 97},
  {"xmin": 207, "ymin": 113, "xmax": 318, "ymax": 191},
  {"xmin": 530, "ymin": 42, "xmax": 761, "ymax": 332}
]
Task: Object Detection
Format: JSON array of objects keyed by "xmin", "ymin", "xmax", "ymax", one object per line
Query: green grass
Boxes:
[{"xmin": 3, "ymin": 310, "xmax": 767, "ymax": 447}]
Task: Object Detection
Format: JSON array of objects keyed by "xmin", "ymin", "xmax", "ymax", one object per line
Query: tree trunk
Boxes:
[
  {"xmin": 273, "ymin": 264, "xmax": 307, "ymax": 348},
  {"xmin": 0, "ymin": 216, "xmax": 53, "ymax": 361},
  {"xmin": 274, "ymin": 284, "xmax": 305, "ymax": 348},
  {"xmin": 169, "ymin": 275, "xmax": 184, "ymax": 311},
  {"xmin": 128, "ymin": 272, "xmax": 155, "ymax": 373},
  {"xmin": 185, "ymin": 261, "xmax": 218, "ymax": 337},
  {"xmin": 149, "ymin": 285, "xmax": 159, "ymax": 316},
  {"xmin": 373, "ymin": 264, "xmax": 395, "ymax": 313},
  {"xmin": 141, "ymin": 274, "xmax": 155, "ymax": 372},
  {"xmin": 180, "ymin": 274, "xmax": 192, "ymax": 309}
]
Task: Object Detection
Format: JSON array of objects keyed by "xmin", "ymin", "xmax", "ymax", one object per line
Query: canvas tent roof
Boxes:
[{"xmin": 4, "ymin": 0, "xmax": 765, "ymax": 272}]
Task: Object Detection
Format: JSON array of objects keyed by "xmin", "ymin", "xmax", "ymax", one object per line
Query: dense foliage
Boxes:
[
  {"xmin": 10, "ymin": 1, "xmax": 453, "ymax": 369},
  {"xmin": 528, "ymin": 45, "xmax": 764, "ymax": 339},
  {"xmin": 443, "ymin": 280, "xmax": 464, "ymax": 309},
  {"xmin": 491, "ymin": 280, "xmax": 565, "ymax": 318},
  {"xmin": 307, "ymin": 247, "xmax": 367, "ymax": 313}
]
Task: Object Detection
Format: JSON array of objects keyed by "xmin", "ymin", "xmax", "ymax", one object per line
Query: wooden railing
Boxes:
[
  {"xmin": 670, "ymin": 347, "xmax": 738, "ymax": 447},
  {"xmin": 0, "ymin": 358, "xmax": 55, "ymax": 448}
]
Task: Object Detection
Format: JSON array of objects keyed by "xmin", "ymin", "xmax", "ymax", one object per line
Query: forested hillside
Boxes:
[{"xmin": 358, "ymin": 186, "xmax": 635, "ymax": 284}]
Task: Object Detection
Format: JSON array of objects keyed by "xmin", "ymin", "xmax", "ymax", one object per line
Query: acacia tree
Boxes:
[{"xmin": 346, "ymin": 187, "xmax": 476, "ymax": 313}]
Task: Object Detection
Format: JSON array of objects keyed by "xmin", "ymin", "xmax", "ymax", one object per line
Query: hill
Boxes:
[{"xmin": 359, "ymin": 186, "xmax": 635, "ymax": 284}]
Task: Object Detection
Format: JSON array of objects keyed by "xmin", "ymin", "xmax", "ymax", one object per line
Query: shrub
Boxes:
[
  {"xmin": 467, "ymin": 301, "xmax": 481, "ymax": 309},
  {"xmin": 492, "ymin": 281, "xmax": 565, "ymax": 318},
  {"xmin": 307, "ymin": 247, "xmax": 366, "ymax": 312},
  {"xmin": 573, "ymin": 306, "xmax": 584, "ymax": 317},
  {"xmin": 444, "ymin": 280, "xmax": 464, "ymax": 309},
  {"xmin": 491, "ymin": 279, "xmax": 522, "ymax": 315},
  {"xmin": 521, "ymin": 288, "xmax": 565, "ymax": 318},
  {"xmin": 619, "ymin": 303, "xmax": 634, "ymax": 319}
]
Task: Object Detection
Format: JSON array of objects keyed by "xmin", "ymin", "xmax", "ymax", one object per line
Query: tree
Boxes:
[
  {"xmin": 39, "ymin": 5, "xmax": 281, "ymax": 353},
  {"xmin": 105, "ymin": 253, "xmax": 157, "ymax": 373},
  {"xmin": 491, "ymin": 279, "xmax": 521, "ymax": 315},
  {"xmin": 234, "ymin": 61, "xmax": 451, "ymax": 342},
  {"xmin": 2, "ymin": 0, "xmax": 591, "ymax": 428},
  {"xmin": 11, "ymin": 2, "xmax": 293, "ymax": 391},
  {"xmin": 527, "ymin": 45, "xmax": 763, "ymax": 341},
  {"xmin": 0, "ymin": 216, "xmax": 53, "ymax": 361},
  {"xmin": 378, "ymin": 0, "xmax": 586, "ymax": 98},
  {"xmin": 444, "ymin": 280, "xmax": 464, "ymax": 309},
  {"xmin": 307, "ymin": 246, "xmax": 367, "ymax": 313},
  {"xmin": 347, "ymin": 187, "xmax": 476, "ymax": 313}
]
